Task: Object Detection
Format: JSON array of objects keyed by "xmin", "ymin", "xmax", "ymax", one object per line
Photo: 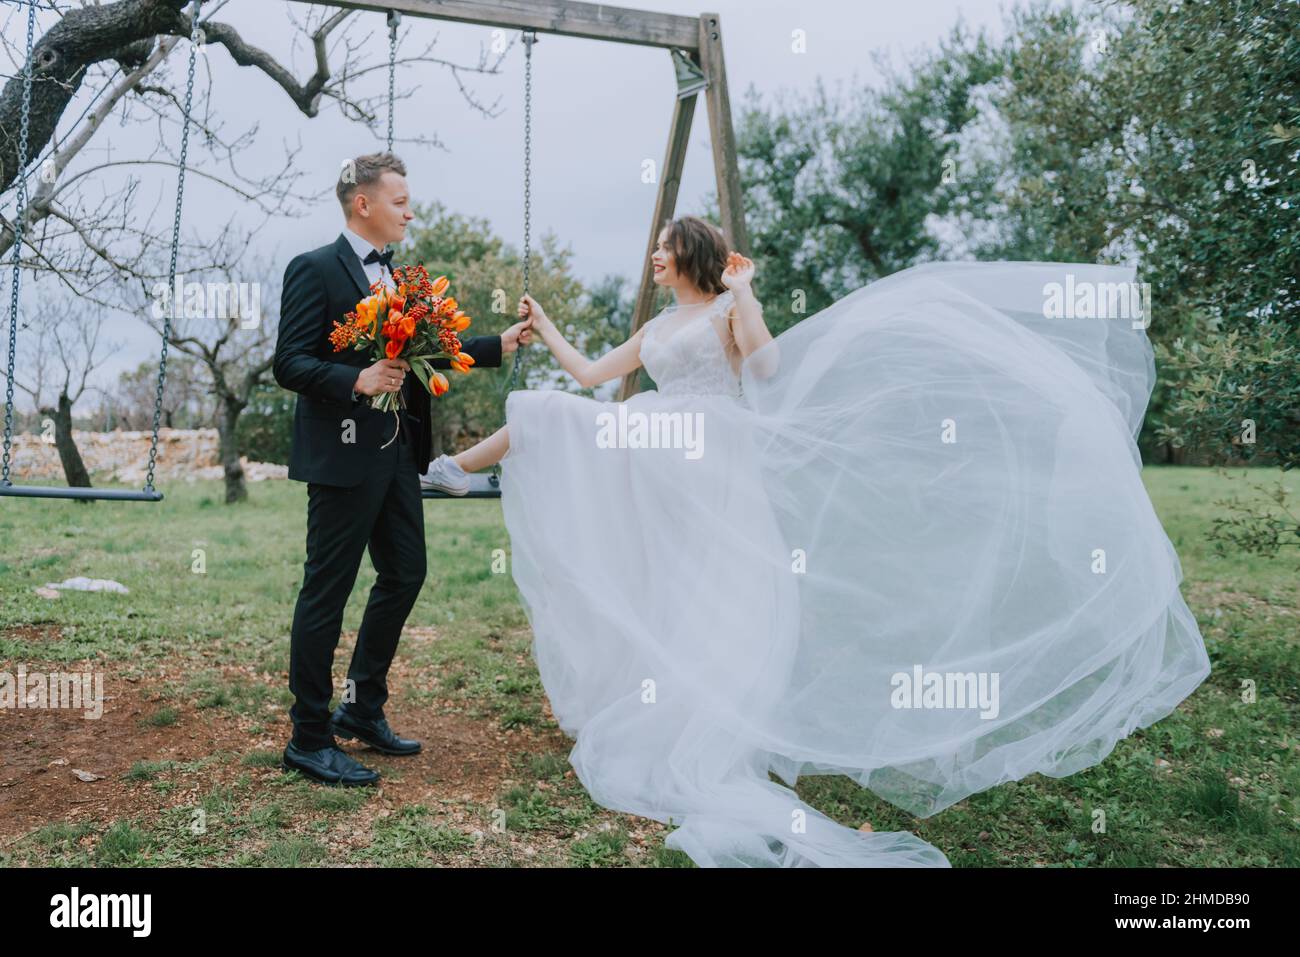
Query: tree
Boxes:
[
  {"xmin": 1, "ymin": 0, "xmax": 509, "ymax": 285},
  {"xmin": 979, "ymin": 0, "xmax": 1299, "ymax": 472},
  {"xmin": 235, "ymin": 379, "xmax": 295, "ymax": 466},
  {"xmin": 974, "ymin": 0, "xmax": 1298, "ymax": 554},
  {"xmin": 0, "ymin": 299, "xmax": 122, "ymax": 490},
  {"xmin": 139, "ymin": 266, "xmax": 280, "ymax": 503},
  {"xmin": 400, "ymin": 201, "xmax": 622, "ymax": 454},
  {"xmin": 110, "ymin": 354, "xmax": 211, "ymax": 430},
  {"xmin": 719, "ymin": 24, "xmax": 1005, "ymax": 334},
  {"xmin": 0, "ymin": 0, "xmax": 512, "ymax": 500}
]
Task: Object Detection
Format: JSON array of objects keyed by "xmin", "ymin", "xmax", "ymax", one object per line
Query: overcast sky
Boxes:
[{"xmin": 6, "ymin": 0, "xmax": 1035, "ymax": 400}]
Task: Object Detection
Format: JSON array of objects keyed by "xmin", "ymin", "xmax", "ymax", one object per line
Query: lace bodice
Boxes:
[{"xmin": 638, "ymin": 289, "xmax": 743, "ymax": 397}]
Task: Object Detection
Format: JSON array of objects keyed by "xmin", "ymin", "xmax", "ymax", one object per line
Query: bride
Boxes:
[{"xmin": 420, "ymin": 215, "xmax": 1211, "ymax": 868}]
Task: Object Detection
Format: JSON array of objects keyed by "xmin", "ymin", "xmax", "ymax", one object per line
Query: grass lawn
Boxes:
[{"xmin": 0, "ymin": 466, "xmax": 1296, "ymax": 867}]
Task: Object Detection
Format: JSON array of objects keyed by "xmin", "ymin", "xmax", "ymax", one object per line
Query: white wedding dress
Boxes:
[{"xmin": 497, "ymin": 261, "xmax": 1211, "ymax": 867}]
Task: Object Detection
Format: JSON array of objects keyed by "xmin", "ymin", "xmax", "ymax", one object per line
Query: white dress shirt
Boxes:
[
  {"xmin": 342, "ymin": 225, "xmax": 394, "ymax": 290},
  {"xmin": 341, "ymin": 227, "xmax": 395, "ymax": 403}
]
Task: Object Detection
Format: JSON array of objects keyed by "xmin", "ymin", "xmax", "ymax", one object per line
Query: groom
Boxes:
[{"xmin": 273, "ymin": 151, "xmax": 531, "ymax": 786}]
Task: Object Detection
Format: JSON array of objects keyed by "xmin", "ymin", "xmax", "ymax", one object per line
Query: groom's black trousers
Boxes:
[{"xmin": 287, "ymin": 418, "xmax": 426, "ymax": 751}]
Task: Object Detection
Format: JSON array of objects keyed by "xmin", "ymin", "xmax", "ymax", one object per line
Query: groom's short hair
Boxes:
[{"xmin": 337, "ymin": 152, "xmax": 407, "ymax": 214}]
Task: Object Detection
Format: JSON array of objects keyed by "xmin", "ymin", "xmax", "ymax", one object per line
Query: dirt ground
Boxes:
[{"xmin": 0, "ymin": 623, "xmax": 584, "ymax": 849}]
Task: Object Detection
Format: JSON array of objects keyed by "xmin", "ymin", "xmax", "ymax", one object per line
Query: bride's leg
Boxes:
[{"xmin": 453, "ymin": 425, "xmax": 509, "ymax": 472}]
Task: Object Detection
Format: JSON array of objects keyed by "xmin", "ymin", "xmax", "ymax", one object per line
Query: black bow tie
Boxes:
[{"xmin": 363, "ymin": 248, "xmax": 394, "ymax": 269}]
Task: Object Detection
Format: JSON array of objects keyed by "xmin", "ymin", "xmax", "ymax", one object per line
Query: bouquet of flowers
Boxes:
[{"xmin": 329, "ymin": 264, "xmax": 476, "ymax": 444}]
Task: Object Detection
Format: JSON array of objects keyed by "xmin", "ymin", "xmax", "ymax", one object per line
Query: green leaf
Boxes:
[{"xmin": 409, "ymin": 357, "xmax": 433, "ymax": 393}]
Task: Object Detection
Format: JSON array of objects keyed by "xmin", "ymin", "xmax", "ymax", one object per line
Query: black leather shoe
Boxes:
[
  {"xmin": 330, "ymin": 702, "xmax": 422, "ymax": 756},
  {"xmin": 281, "ymin": 741, "xmax": 380, "ymax": 786}
]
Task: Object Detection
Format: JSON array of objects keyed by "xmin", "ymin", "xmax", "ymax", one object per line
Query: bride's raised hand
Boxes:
[
  {"xmin": 720, "ymin": 251, "xmax": 755, "ymax": 290},
  {"xmin": 518, "ymin": 293, "xmax": 553, "ymax": 333}
]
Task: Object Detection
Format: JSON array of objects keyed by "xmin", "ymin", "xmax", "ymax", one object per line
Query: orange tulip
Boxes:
[
  {"xmin": 385, "ymin": 339, "xmax": 403, "ymax": 359},
  {"xmin": 449, "ymin": 313, "xmax": 471, "ymax": 332},
  {"xmin": 431, "ymin": 371, "xmax": 449, "ymax": 396},
  {"xmin": 450, "ymin": 352, "xmax": 476, "ymax": 374},
  {"xmin": 399, "ymin": 315, "xmax": 415, "ymax": 338},
  {"xmin": 430, "ymin": 275, "xmax": 450, "ymax": 297},
  {"xmin": 355, "ymin": 296, "xmax": 379, "ymax": 331}
]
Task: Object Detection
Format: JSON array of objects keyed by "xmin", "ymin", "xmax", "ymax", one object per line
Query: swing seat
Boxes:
[
  {"xmin": 420, "ymin": 471, "xmax": 502, "ymax": 499},
  {"xmin": 0, "ymin": 483, "xmax": 164, "ymax": 501}
]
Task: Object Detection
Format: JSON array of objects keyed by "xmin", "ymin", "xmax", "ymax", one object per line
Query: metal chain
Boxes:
[
  {"xmin": 386, "ymin": 11, "xmax": 400, "ymax": 153},
  {"xmin": 520, "ymin": 31, "xmax": 534, "ymax": 308},
  {"xmin": 504, "ymin": 30, "xmax": 534, "ymax": 396},
  {"xmin": 1, "ymin": 0, "xmax": 38, "ymax": 488},
  {"xmin": 491, "ymin": 30, "xmax": 535, "ymax": 485},
  {"xmin": 145, "ymin": 1, "xmax": 202, "ymax": 494}
]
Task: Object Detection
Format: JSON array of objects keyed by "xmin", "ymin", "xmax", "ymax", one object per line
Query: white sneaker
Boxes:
[{"xmin": 420, "ymin": 454, "xmax": 470, "ymax": 496}]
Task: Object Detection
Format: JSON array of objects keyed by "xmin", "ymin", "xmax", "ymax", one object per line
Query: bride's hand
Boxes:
[
  {"xmin": 721, "ymin": 251, "xmax": 755, "ymax": 290},
  {"xmin": 518, "ymin": 293, "xmax": 553, "ymax": 333}
]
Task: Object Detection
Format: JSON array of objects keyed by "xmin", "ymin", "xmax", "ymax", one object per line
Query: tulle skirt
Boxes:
[{"xmin": 499, "ymin": 261, "xmax": 1210, "ymax": 867}]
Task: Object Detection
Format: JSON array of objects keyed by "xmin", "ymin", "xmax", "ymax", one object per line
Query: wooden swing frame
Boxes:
[{"xmin": 285, "ymin": 0, "xmax": 751, "ymax": 401}]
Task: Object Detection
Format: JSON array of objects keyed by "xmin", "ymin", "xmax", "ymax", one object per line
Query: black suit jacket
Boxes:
[{"xmin": 273, "ymin": 234, "xmax": 503, "ymax": 486}]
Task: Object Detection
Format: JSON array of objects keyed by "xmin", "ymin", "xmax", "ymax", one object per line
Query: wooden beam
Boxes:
[
  {"xmin": 698, "ymin": 13, "xmax": 749, "ymax": 254},
  {"xmin": 284, "ymin": 0, "xmax": 700, "ymax": 50},
  {"xmin": 616, "ymin": 85, "xmax": 697, "ymax": 401}
]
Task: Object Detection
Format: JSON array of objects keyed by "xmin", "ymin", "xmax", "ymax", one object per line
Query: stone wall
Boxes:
[{"xmin": 3, "ymin": 429, "xmax": 287, "ymax": 484}]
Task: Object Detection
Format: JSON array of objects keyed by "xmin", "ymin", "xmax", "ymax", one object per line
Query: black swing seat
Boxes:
[
  {"xmin": 420, "ymin": 471, "xmax": 502, "ymax": 499},
  {"xmin": 0, "ymin": 483, "xmax": 164, "ymax": 502}
]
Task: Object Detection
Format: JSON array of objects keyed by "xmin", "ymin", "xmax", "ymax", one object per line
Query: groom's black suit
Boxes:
[{"xmin": 274, "ymin": 233, "xmax": 503, "ymax": 750}]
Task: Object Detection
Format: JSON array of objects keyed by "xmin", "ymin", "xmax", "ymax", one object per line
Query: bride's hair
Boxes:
[{"xmin": 663, "ymin": 216, "xmax": 729, "ymax": 296}]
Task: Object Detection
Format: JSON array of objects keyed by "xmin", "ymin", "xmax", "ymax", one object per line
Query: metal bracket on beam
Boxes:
[
  {"xmin": 387, "ymin": 9, "xmax": 401, "ymax": 32},
  {"xmin": 671, "ymin": 48, "xmax": 707, "ymax": 99}
]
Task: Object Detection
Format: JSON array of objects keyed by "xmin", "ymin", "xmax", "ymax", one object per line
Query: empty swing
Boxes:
[{"xmin": 0, "ymin": 0, "xmax": 204, "ymax": 502}]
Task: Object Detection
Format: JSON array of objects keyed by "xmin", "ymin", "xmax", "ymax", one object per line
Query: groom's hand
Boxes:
[
  {"xmin": 501, "ymin": 316, "xmax": 534, "ymax": 354},
  {"xmin": 354, "ymin": 357, "xmax": 410, "ymax": 397}
]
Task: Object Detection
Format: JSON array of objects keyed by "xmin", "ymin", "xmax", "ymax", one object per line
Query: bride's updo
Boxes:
[{"xmin": 663, "ymin": 216, "xmax": 730, "ymax": 295}]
